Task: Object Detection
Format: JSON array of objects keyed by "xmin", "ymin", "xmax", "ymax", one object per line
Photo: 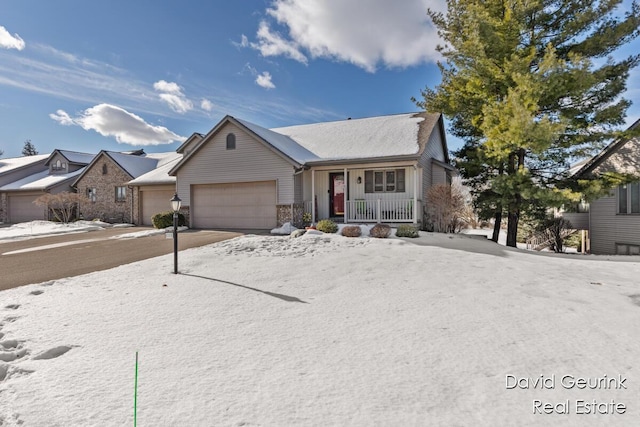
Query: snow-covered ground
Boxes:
[{"xmin": 1, "ymin": 228, "xmax": 639, "ymax": 426}]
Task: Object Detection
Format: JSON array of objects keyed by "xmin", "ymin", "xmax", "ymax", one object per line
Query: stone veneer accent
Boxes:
[
  {"xmin": 276, "ymin": 203, "xmax": 305, "ymax": 227},
  {"xmin": 0, "ymin": 193, "xmax": 7, "ymax": 223},
  {"xmin": 75, "ymin": 155, "xmax": 138, "ymax": 223}
]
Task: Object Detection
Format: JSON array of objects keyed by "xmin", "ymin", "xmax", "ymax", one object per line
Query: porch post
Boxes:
[
  {"xmin": 311, "ymin": 169, "xmax": 316, "ymax": 223},
  {"xmin": 413, "ymin": 166, "xmax": 418, "ymax": 224},
  {"xmin": 343, "ymin": 167, "xmax": 348, "ymax": 223}
]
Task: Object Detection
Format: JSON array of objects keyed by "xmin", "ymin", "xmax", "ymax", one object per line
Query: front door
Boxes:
[{"xmin": 329, "ymin": 173, "xmax": 345, "ymax": 216}]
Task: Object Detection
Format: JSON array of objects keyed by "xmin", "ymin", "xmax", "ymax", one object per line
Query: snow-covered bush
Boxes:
[
  {"xmin": 369, "ymin": 224, "xmax": 391, "ymax": 238},
  {"xmin": 151, "ymin": 211, "xmax": 186, "ymax": 229},
  {"xmin": 341, "ymin": 225, "xmax": 362, "ymax": 237},
  {"xmin": 396, "ymin": 224, "xmax": 419, "ymax": 238},
  {"xmin": 316, "ymin": 219, "xmax": 338, "ymax": 233}
]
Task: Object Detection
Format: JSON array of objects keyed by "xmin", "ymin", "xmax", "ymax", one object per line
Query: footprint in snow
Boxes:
[
  {"xmin": 32, "ymin": 345, "xmax": 76, "ymax": 360},
  {"xmin": 4, "ymin": 304, "xmax": 20, "ymax": 310},
  {"xmin": 29, "ymin": 290, "xmax": 44, "ymax": 296}
]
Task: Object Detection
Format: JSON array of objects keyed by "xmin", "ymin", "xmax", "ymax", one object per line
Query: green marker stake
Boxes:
[{"xmin": 134, "ymin": 351, "xmax": 139, "ymax": 427}]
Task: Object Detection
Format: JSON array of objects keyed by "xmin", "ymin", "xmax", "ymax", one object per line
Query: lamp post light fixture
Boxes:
[{"xmin": 170, "ymin": 193, "xmax": 182, "ymax": 274}]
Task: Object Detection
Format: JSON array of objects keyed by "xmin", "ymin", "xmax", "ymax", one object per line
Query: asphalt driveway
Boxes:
[{"xmin": 0, "ymin": 227, "xmax": 243, "ymax": 291}]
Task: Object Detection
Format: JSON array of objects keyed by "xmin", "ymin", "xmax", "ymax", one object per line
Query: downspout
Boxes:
[
  {"xmin": 413, "ymin": 165, "xmax": 418, "ymax": 225},
  {"xmin": 311, "ymin": 169, "xmax": 316, "ymax": 223},
  {"xmin": 128, "ymin": 185, "xmax": 134, "ymax": 224}
]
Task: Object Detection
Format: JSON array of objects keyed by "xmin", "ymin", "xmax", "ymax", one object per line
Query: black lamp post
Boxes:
[{"xmin": 170, "ymin": 193, "xmax": 182, "ymax": 274}]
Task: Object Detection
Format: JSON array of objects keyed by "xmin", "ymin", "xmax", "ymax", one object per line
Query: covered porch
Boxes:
[{"xmin": 302, "ymin": 164, "xmax": 422, "ymax": 224}]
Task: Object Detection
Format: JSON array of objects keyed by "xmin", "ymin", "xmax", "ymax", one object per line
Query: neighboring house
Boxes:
[
  {"xmin": 72, "ymin": 150, "xmax": 180, "ymax": 223},
  {"xmin": 0, "ymin": 154, "xmax": 49, "ymax": 223},
  {"xmin": 0, "ymin": 150, "xmax": 94, "ymax": 223},
  {"xmin": 169, "ymin": 113, "xmax": 453, "ymax": 230},
  {"xmin": 563, "ymin": 118, "xmax": 640, "ymax": 255}
]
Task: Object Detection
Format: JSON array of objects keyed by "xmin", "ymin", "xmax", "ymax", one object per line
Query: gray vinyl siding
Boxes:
[
  {"xmin": 294, "ymin": 172, "xmax": 303, "ymax": 203},
  {"xmin": 418, "ymin": 120, "xmax": 446, "ymax": 201},
  {"xmin": 431, "ymin": 163, "xmax": 448, "ymax": 186},
  {"xmin": 589, "ymin": 194, "xmax": 640, "ymax": 254},
  {"xmin": 561, "ymin": 212, "xmax": 589, "ymax": 230},
  {"xmin": 176, "ymin": 122, "xmax": 295, "ymax": 207}
]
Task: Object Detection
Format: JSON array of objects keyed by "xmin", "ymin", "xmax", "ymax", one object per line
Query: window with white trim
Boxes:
[
  {"xmin": 226, "ymin": 133, "xmax": 236, "ymax": 150},
  {"xmin": 115, "ymin": 186, "xmax": 126, "ymax": 202},
  {"xmin": 618, "ymin": 183, "xmax": 640, "ymax": 214},
  {"xmin": 87, "ymin": 187, "xmax": 97, "ymax": 203},
  {"xmin": 364, "ymin": 169, "xmax": 405, "ymax": 193}
]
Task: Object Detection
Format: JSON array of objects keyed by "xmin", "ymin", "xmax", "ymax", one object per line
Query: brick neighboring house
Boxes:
[
  {"xmin": 0, "ymin": 150, "xmax": 95, "ymax": 223},
  {"xmin": 72, "ymin": 150, "xmax": 179, "ymax": 223}
]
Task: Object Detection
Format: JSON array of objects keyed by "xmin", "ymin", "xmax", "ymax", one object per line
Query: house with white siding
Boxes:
[
  {"xmin": 169, "ymin": 112, "xmax": 454, "ymax": 230},
  {"xmin": 563, "ymin": 118, "xmax": 640, "ymax": 255}
]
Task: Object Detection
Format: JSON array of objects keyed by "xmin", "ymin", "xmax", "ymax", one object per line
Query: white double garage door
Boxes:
[{"xmin": 191, "ymin": 181, "xmax": 277, "ymax": 229}]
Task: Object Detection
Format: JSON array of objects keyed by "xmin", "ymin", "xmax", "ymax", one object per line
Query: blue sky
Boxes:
[{"xmin": 0, "ymin": 0, "xmax": 638, "ymax": 159}]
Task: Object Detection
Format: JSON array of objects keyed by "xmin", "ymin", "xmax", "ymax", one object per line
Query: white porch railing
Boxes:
[
  {"xmin": 346, "ymin": 199, "xmax": 416, "ymax": 223},
  {"xmin": 303, "ymin": 198, "xmax": 418, "ymax": 223}
]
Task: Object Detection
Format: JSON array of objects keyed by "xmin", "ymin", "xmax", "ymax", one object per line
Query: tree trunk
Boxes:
[
  {"xmin": 506, "ymin": 210, "xmax": 519, "ymax": 247},
  {"xmin": 505, "ymin": 151, "xmax": 520, "ymax": 247},
  {"xmin": 491, "ymin": 211, "xmax": 502, "ymax": 242}
]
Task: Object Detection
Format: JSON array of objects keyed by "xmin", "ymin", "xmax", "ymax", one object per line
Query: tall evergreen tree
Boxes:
[
  {"xmin": 416, "ymin": 0, "xmax": 640, "ymax": 246},
  {"xmin": 22, "ymin": 139, "xmax": 38, "ymax": 156}
]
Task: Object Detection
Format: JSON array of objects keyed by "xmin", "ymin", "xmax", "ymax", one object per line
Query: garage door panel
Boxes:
[
  {"xmin": 193, "ymin": 181, "xmax": 276, "ymax": 229},
  {"xmin": 8, "ymin": 195, "xmax": 44, "ymax": 223},
  {"xmin": 140, "ymin": 189, "xmax": 176, "ymax": 226}
]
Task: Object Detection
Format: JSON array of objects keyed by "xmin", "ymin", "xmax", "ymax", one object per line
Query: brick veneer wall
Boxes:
[
  {"xmin": 75, "ymin": 155, "xmax": 137, "ymax": 223},
  {"xmin": 0, "ymin": 193, "xmax": 7, "ymax": 223},
  {"xmin": 276, "ymin": 203, "xmax": 305, "ymax": 227}
]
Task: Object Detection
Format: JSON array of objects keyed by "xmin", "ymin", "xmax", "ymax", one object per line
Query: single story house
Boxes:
[
  {"xmin": 169, "ymin": 112, "xmax": 454, "ymax": 230},
  {"xmin": 0, "ymin": 150, "xmax": 94, "ymax": 223},
  {"xmin": 72, "ymin": 150, "xmax": 180, "ymax": 224},
  {"xmin": 563, "ymin": 118, "xmax": 640, "ymax": 254}
]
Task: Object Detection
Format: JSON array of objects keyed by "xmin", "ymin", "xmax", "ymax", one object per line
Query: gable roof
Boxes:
[
  {"xmin": 0, "ymin": 168, "xmax": 84, "ymax": 192},
  {"xmin": 72, "ymin": 150, "xmax": 179, "ymax": 186},
  {"xmin": 128, "ymin": 153, "xmax": 182, "ymax": 185},
  {"xmin": 574, "ymin": 118, "xmax": 640, "ymax": 177},
  {"xmin": 170, "ymin": 112, "xmax": 445, "ymax": 175},
  {"xmin": 0, "ymin": 154, "xmax": 49, "ymax": 176},
  {"xmin": 44, "ymin": 149, "xmax": 96, "ymax": 166},
  {"xmin": 271, "ymin": 112, "xmax": 437, "ymax": 162}
]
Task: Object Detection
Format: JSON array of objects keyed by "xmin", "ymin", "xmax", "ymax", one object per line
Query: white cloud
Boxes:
[
  {"xmin": 201, "ymin": 98, "xmax": 214, "ymax": 112},
  {"xmin": 249, "ymin": 0, "xmax": 445, "ymax": 72},
  {"xmin": 153, "ymin": 80, "xmax": 193, "ymax": 114},
  {"xmin": 50, "ymin": 104, "xmax": 185, "ymax": 146},
  {"xmin": 252, "ymin": 21, "xmax": 308, "ymax": 64},
  {"xmin": 256, "ymin": 71, "xmax": 276, "ymax": 89},
  {"xmin": 49, "ymin": 110, "xmax": 75, "ymax": 125},
  {"xmin": 0, "ymin": 25, "xmax": 25, "ymax": 50}
]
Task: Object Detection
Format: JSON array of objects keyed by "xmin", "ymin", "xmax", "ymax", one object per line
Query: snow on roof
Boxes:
[
  {"xmin": 106, "ymin": 151, "xmax": 161, "ymax": 178},
  {"xmin": 0, "ymin": 167, "xmax": 84, "ymax": 191},
  {"xmin": 128, "ymin": 153, "xmax": 182, "ymax": 185},
  {"xmin": 57, "ymin": 150, "xmax": 96, "ymax": 164},
  {"xmin": 235, "ymin": 118, "xmax": 320, "ymax": 164},
  {"xmin": 0, "ymin": 154, "xmax": 49, "ymax": 175},
  {"xmin": 270, "ymin": 113, "xmax": 426, "ymax": 161}
]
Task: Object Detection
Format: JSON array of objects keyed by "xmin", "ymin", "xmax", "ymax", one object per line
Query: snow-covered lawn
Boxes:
[{"xmin": 1, "ymin": 231, "xmax": 639, "ymax": 426}]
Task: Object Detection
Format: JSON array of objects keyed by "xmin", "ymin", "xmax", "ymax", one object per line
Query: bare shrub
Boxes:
[
  {"xmin": 538, "ymin": 217, "xmax": 574, "ymax": 253},
  {"xmin": 34, "ymin": 192, "xmax": 86, "ymax": 224},
  {"xmin": 341, "ymin": 225, "xmax": 362, "ymax": 237},
  {"xmin": 426, "ymin": 183, "xmax": 466, "ymax": 233},
  {"xmin": 369, "ymin": 223, "xmax": 391, "ymax": 238}
]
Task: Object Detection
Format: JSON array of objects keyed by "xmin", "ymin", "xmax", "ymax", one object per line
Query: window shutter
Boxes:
[
  {"xmin": 396, "ymin": 169, "xmax": 405, "ymax": 192},
  {"xmin": 364, "ymin": 170, "xmax": 373, "ymax": 193}
]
